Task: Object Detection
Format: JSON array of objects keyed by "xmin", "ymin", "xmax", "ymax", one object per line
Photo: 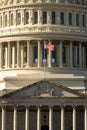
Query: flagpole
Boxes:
[{"xmin": 44, "ymin": 40, "xmax": 46, "ymax": 80}]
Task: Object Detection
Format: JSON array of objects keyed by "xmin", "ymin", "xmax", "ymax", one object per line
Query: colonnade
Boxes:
[
  {"xmin": 0, "ymin": 40, "xmax": 87, "ymax": 69},
  {"xmin": 1, "ymin": 105, "xmax": 87, "ymax": 130}
]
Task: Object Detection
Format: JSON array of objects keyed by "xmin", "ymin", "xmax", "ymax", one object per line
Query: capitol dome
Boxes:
[{"xmin": 0, "ymin": 1, "xmax": 87, "ymax": 130}]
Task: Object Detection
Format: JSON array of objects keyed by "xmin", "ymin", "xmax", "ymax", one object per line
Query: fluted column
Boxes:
[
  {"xmin": 25, "ymin": 107, "xmax": 29, "ymax": 130},
  {"xmin": 61, "ymin": 106, "xmax": 64, "ymax": 130},
  {"xmin": 38, "ymin": 41, "xmax": 41, "ymax": 67},
  {"xmin": 2, "ymin": 107, "xmax": 6, "ymax": 130},
  {"xmin": 37, "ymin": 106, "xmax": 41, "ymax": 130},
  {"xmin": 70, "ymin": 42, "xmax": 73, "ymax": 68},
  {"xmin": 12, "ymin": 45, "xmax": 16, "ymax": 68},
  {"xmin": 8, "ymin": 42, "xmax": 11, "ymax": 68},
  {"xmin": 49, "ymin": 106, "xmax": 53, "ymax": 130},
  {"xmin": 0, "ymin": 43, "xmax": 3, "ymax": 69},
  {"xmin": 73, "ymin": 106, "xmax": 76, "ymax": 130},
  {"xmin": 59, "ymin": 41, "xmax": 62, "ymax": 67},
  {"xmin": 17, "ymin": 41, "xmax": 20, "ymax": 68},
  {"xmin": 85, "ymin": 106, "xmax": 87, "ymax": 130},
  {"xmin": 79, "ymin": 42, "xmax": 82, "ymax": 68},
  {"xmin": 13, "ymin": 107, "xmax": 17, "ymax": 130}
]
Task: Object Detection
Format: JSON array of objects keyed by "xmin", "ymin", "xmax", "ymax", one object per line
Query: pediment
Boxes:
[{"xmin": 2, "ymin": 80, "xmax": 82, "ymax": 98}]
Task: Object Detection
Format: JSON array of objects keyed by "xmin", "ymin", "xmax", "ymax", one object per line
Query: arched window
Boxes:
[
  {"xmin": 25, "ymin": 12, "xmax": 29, "ymax": 24},
  {"xmin": 82, "ymin": 14, "xmax": 85, "ymax": 27},
  {"xmin": 51, "ymin": 12, "xmax": 56, "ymax": 24},
  {"xmin": 5, "ymin": 14, "xmax": 7, "ymax": 26},
  {"xmin": 11, "ymin": 13, "xmax": 13, "ymax": 26},
  {"xmin": 43, "ymin": 11, "xmax": 47, "ymax": 24},
  {"xmin": 34, "ymin": 12, "xmax": 38, "ymax": 24},
  {"xmin": 17, "ymin": 12, "xmax": 21, "ymax": 25},
  {"xmin": 76, "ymin": 13, "xmax": 79, "ymax": 26},
  {"xmin": 60, "ymin": 12, "xmax": 64, "ymax": 25},
  {"xmin": 69, "ymin": 13, "xmax": 72, "ymax": 25}
]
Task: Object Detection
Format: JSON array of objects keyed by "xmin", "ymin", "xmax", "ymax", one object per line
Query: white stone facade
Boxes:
[{"xmin": 0, "ymin": 1, "xmax": 87, "ymax": 130}]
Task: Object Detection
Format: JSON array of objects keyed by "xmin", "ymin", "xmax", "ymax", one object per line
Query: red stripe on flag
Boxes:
[{"xmin": 44, "ymin": 43, "xmax": 54, "ymax": 51}]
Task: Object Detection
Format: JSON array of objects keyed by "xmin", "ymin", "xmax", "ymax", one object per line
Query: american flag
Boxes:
[{"xmin": 44, "ymin": 41, "xmax": 54, "ymax": 51}]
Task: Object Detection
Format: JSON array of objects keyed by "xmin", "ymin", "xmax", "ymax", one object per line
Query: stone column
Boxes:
[
  {"xmin": 25, "ymin": 107, "xmax": 29, "ymax": 130},
  {"xmin": 13, "ymin": 11, "xmax": 16, "ymax": 26},
  {"xmin": 86, "ymin": 12, "xmax": 87, "ymax": 28},
  {"xmin": 70, "ymin": 42, "xmax": 73, "ymax": 68},
  {"xmin": 82, "ymin": 46, "xmax": 85, "ymax": 68},
  {"xmin": 2, "ymin": 12, "xmax": 5, "ymax": 28},
  {"xmin": 12, "ymin": 45, "xmax": 16, "ymax": 68},
  {"xmin": 73, "ymin": 106, "xmax": 76, "ymax": 130},
  {"xmin": 56, "ymin": 44, "xmax": 59, "ymax": 66},
  {"xmin": 48, "ymin": 49, "xmax": 52, "ymax": 67},
  {"xmin": 0, "ymin": 43, "xmax": 3, "ymax": 69},
  {"xmin": 65, "ymin": 10, "xmax": 68, "ymax": 26},
  {"xmin": 21, "ymin": 10, "xmax": 25, "ymax": 25},
  {"xmin": 17, "ymin": 41, "xmax": 20, "ymax": 68},
  {"xmin": 79, "ymin": 12, "xmax": 82, "ymax": 27},
  {"xmin": 61, "ymin": 106, "xmax": 64, "ymax": 130},
  {"xmin": 5, "ymin": 46, "xmax": 8, "ymax": 68},
  {"xmin": 56, "ymin": 10, "xmax": 60, "ymax": 25},
  {"xmin": 30, "ymin": 10, "xmax": 33, "ymax": 25},
  {"xmin": 13, "ymin": 107, "xmax": 17, "ymax": 130},
  {"xmin": 8, "ymin": 42, "xmax": 11, "ymax": 68},
  {"xmin": 73, "ymin": 11, "xmax": 76, "ymax": 26},
  {"xmin": 74, "ymin": 46, "xmax": 78, "ymax": 67},
  {"xmin": 21, "ymin": 45, "xmax": 24, "ymax": 68},
  {"xmin": 49, "ymin": 106, "xmax": 53, "ymax": 130},
  {"xmin": 66, "ymin": 44, "xmax": 69, "ymax": 67},
  {"xmin": 38, "ymin": 10, "xmax": 42, "ymax": 25},
  {"xmin": 59, "ymin": 41, "xmax": 62, "ymax": 67},
  {"xmin": 38, "ymin": 41, "xmax": 41, "ymax": 67},
  {"xmin": 2, "ymin": 107, "xmax": 6, "ymax": 130},
  {"xmin": 47, "ymin": 11, "xmax": 51, "ymax": 24},
  {"xmin": 7, "ymin": 11, "xmax": 10, "ymax": 27},
  {"xmin": 84, "ymin": 106, "xmax": 87, "ymax": 130},
  {"xmin": 37, "ymin": 106, "xmax": 41, "ymax": 130},
  {"xmin": 79, "ymin": 42, "xmax": 82, "ymax": 68},
  {"xmin": 27, "ymin": 41, "xmax": 30, "ymax": 67}
]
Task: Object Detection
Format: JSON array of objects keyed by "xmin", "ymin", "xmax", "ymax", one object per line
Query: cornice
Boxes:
[{"xmin": 0, "ymin": 3, "xmax": 87, "ymax": 12}]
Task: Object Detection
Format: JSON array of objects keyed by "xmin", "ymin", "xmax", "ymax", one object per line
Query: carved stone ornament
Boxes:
[{"xmin": 34, "ymin": 85, "xmax": 54, "ymax": 97}]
